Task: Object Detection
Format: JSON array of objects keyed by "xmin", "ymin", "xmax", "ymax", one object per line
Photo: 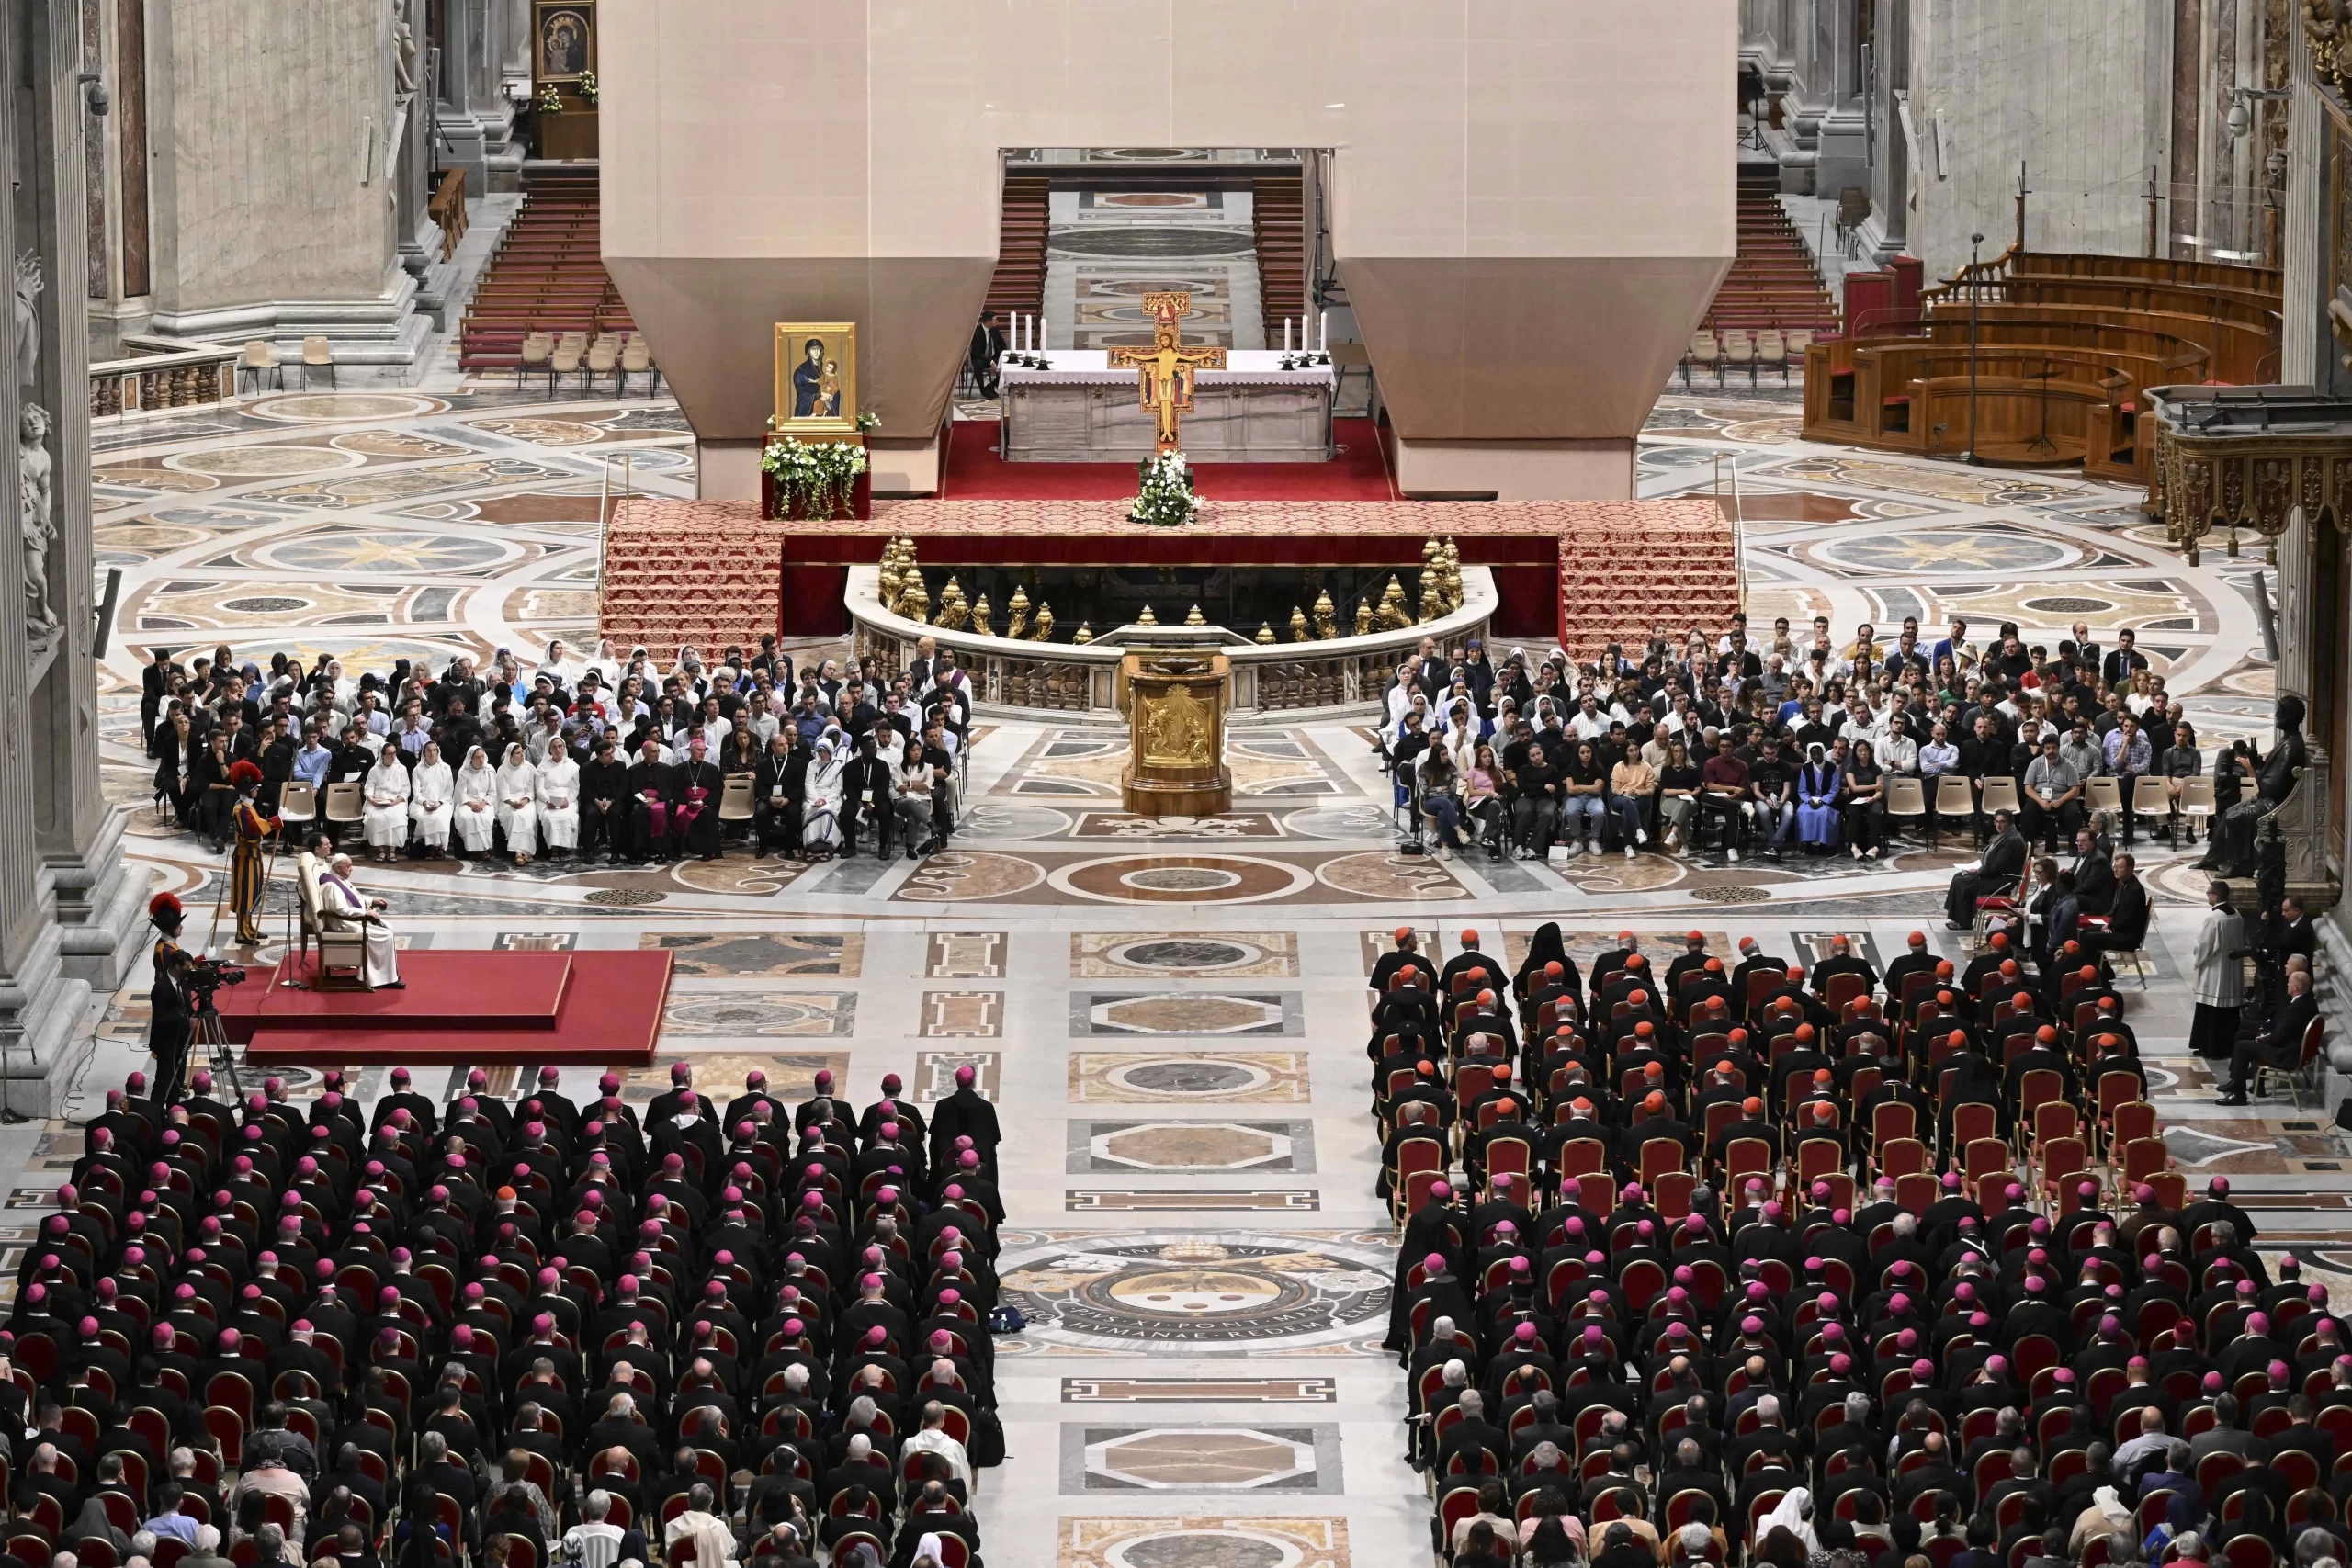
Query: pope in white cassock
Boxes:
[{"xmin": 317, "ymin": 853, "xmax": 402, "ymax": 988}]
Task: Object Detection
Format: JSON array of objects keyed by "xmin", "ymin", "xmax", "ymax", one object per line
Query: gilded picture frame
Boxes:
[
  {"xmin": 534, "ymin": 1, "xmax": 594, "ymax": 85},
  {"xmin": 773, "ymin": 322, "xmax": 860, "ymax": 435}
]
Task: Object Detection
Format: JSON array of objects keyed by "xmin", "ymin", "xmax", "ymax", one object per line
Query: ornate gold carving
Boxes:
[
  {"xmin": 1140, "ymin": 683, "xmax": 1216, "ymax": 767},
  {"xmin": 1312, "ymin": 589, "xmax": 1336, "ymax": 640}
]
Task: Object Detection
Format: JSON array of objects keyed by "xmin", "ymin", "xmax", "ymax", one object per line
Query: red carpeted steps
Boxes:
[
  {"xmin": 1253, "ymin": 173, "xmax": 1306, "ymax": 344},
  {"xmin": 1702, "ymin": 164, "xmax": 1839, "ymax": 338},
  {"xmin": 218, "ymin": 951, "xmax": 672, "ymax": 1066},
  {"xmin": 458, "ymin": 169, "xmax": 639, "ymax": 378},
  {"xmin": 986, "ymin": 174, "xmax": 1050, "ymax": 326}
]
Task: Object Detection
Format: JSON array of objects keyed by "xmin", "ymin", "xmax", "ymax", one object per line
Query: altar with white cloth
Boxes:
[{"xmin": 999, "ymin": 349, "xmax": 1336, "ymax": 464}]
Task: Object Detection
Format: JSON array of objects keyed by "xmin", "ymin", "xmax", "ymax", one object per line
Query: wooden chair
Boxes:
[{"xmin": 295, "ymin": 852, "xmax": 369, "ymax": 991}]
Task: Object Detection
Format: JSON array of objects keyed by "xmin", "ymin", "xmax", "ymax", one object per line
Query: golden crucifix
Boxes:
[{"xmin": 1108, "ymin": 291, "xmax": 1227, "ymax": 454}]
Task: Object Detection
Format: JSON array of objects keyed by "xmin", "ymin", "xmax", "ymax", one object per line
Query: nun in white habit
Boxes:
[
  {"xmin": 360, "ymin": 749, "xmax": 412, "ymax": 861},
  {"xmin": 495, "ymin": 743, "xmax": 540, "ymax": 861},
  {"xmin": 454, "ymin": 745, "xmax": 499, "ymax": 853},
  {"xmin": 409, "ymin": 741, "xmax": 454, "ymax": 853},
  {"xmin": 537, "ymin": 744, "xmax": 582, "ymax": 853},
  {"xmin": 801, "ymin": 737, "xmax": 846, "ymax": 857}
]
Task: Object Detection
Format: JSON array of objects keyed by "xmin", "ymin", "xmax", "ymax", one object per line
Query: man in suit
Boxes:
[
  {"xmin": 1946, "ymin": 810, "xmax": 2028, "ymax": 929},
  {"xmin": 841, "ymin": 731, "xmax": 893, "ymax": 858},
  {"xmin": 2101, "ymin": 629, "xmax": 2149, "ymax": 689},
  {"xmin": 2081, "ymin": 854, "xmax": 2149, "ymax": 963},
  {"xmin": 2219, "ymin": 969, "xmax": 2319, "ymax": 1105}
]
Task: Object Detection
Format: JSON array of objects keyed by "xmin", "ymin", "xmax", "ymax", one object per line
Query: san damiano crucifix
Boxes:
[{"xmin": 1108, "ymin": 291, "xmax": 1227, "ymax": 454}]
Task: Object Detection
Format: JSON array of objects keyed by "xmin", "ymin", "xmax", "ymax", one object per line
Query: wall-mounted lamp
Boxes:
[{"xmin": 76, "ymin": 72, "xmax": 107, "ymax": 117}]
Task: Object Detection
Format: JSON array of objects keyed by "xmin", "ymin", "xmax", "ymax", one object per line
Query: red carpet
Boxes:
[
  {"xmin": 218, "ymin": 952, "xmax": 573, "ymax": 1037},
  {"xmin": 232, "ymin": 951, "xmax": 672, "ymax": 1066},
  {"xmin": 940, "ymin": 416, "xmax": 1396, "ymax": 501}
]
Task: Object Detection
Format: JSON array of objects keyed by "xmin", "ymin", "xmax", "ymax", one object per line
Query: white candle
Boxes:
[
  {"xmin": 1036, "ymin": 315, "xmax": 1046, "ymax": 351},
  {"xmin": 1319, "ymin": 310, "xmax": 1329, "ymax": 352},
  {"xmin": 1283, "ymin": 318, "xmax": 1291, "ymax": 352}
]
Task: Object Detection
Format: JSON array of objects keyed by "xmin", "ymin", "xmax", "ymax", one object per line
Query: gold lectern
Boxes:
[{"xmin": 1120, "ymin": 650, "xmax": 1232, "ymax": 818}]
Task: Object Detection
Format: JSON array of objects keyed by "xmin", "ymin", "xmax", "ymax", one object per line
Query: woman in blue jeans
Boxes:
[{"xmin": 1419, "ymin": 749, "xmax": 1465, "ymax": 857}]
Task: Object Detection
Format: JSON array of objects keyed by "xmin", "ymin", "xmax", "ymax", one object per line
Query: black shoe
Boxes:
[
  {"xmin": 379, "ymin": 981, "xmax": 406, "ymax": 990},
  {"xmin": 2217, "ymin": 1089, "xmax": 2248, "ymax": 1105}
]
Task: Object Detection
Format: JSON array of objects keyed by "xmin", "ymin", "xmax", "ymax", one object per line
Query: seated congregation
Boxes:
[
  {"xmin": 1363, "ymin": 921, "xmax": 2336, "ymax": 1568},
  {"xmin": 1, "ymin": 1059, "xmax": 1010, "ymax": 1568},
  {"xmin": 139, "ymin": 639, "xmax": 975, "ymax": 869},
  {"xmin": 1382, "ymin": 615, "xmax": 2220, "ymax": 867}
]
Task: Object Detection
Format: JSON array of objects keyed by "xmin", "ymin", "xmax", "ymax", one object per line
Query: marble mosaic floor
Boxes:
[
  {"xmin": 40, "ymin": 385, "xmax": 2336, "ymax": 1568},
  {"xmin": 1043, "ymin": 186, "xmax": 1265, "ymax": 351}
]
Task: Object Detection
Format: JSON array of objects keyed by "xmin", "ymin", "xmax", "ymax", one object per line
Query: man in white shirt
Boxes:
[
  {"xmin": 560, "ymin": 1491, "xmax": 626, "ymax": 1568},
  {"xmin": 316, "ymin": 853, "xmax": 401, "ymax": 989}
]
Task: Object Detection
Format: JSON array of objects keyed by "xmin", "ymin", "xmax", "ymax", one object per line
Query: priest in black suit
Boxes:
[
  {"xmin": 2219, "ymin": 968, "xmax": 2320, "ymax": 1104},
  {"xmin": 1944, "ymin": 809, "xmax": 2028, "ymax": 929}
]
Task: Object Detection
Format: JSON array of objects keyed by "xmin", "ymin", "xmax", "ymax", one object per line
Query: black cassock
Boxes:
[
  {"xmin": 623, "ymin": 758, "xmax": 673, "ymax": 859},
  {"xmin": 928, "ymin": 1085, "xmax": 1001, "ymax": 1169},
  {"xmin": 673, "ymin": 760, "xmax": 723, "ymax": 856},
  {"xmin": 1944, "ymin": 826, "xmax": 2028, "ymax": 926},
  {"xmin": 581, "ymin": 758, "xmax": 629, "ymax": 857}
]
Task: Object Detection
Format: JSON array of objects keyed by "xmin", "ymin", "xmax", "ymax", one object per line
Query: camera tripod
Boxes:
[{"xmin": 188, "ymin": 995, "xmax": 243, "ymax": 1104}]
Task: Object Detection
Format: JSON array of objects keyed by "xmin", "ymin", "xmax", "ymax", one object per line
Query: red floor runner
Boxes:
[
  {"xmin": 940, "ymin": 416, "xmax": 1395, "ymax": 501},
  {"xmin": 240, "ymin": 951, "xmax": 672, "ymax": 1066}
]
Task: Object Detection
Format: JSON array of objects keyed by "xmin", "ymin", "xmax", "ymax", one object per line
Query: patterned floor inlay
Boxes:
[
  {"xmin": 1000, "ymin": 1233, "xmax": 1391, "ymax": 1353},
  {"xmin": 1072, "ymin": 992, "xmax": 1305, "ymax": 1037},
  {"xmin": 661, "ymin": 991, "xmax": 857, "ymax": 1036},
  {"xmin": 925, "ymin": 931, "xmax": 1008, "ymax": 978},
  {"xmin": 1073, "ymin": 933, "xmax": 1301, "ymax": 978},
  {"xmin": 1064, "ymin": 1424, "xmax": 1343, "ymax": 1492},
  {"xmin": 1067, "ymin": 1121, "xmax": 1317, "ymax": 1174},
  {"xmin": 1057, "ymin": 1515, "xmax": 1352, "ymax": 1568},
  {"xmin": 920, "ymin": 990, "xmax": 1006, "ymax": 1037},
  {"xmin": 1067, "ymin": 1190, "xmax": 1322, "ymax": 1213},
  {"xmin": 641, "ymin": 931, "xmax": 865, "ymax": 976},
  {"xmin": 913, "ymin": 1050, "xmax": 1001, "ymax": 1101},
  {"xmin": 1069, "ymin": 1052, "xmax": 1309, "ymax": 1104},
  {"xmin": 1060, "ymin": 1378, "xmax": 1340, "ymax": 1404}
]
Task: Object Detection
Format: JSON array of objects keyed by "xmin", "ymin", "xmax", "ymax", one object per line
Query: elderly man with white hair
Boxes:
[{"xmin": 315, "ymin": 852, "xmax": 401, "ymax": 988}]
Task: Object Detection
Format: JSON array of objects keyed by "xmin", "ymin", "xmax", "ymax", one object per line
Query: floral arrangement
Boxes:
[
  {"xmin": 856, "ymin": 411, "xmax": 880, "ymax": 434},
  {"xmin": 575, "ymin": 71, "xmax": 599, "ymax": 107},
  {"xmin": 1129, "ymin": 450, "xmax": 1198, "ymax": 527},
  {"xmin": 537, "ymin": 83, "xmax": 564, "ymax": 115},
  {"xmin": 761, "ymin": 436, "xmax": 868, "ymax": 519}
]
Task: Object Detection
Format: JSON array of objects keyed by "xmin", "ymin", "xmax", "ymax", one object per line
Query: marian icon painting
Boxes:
[
  {"xmin": 772, "ymin": 323, "xmax": 859, "ymax": 435},
  {"xmin": 536, "ymin": 2, "xmax": 594, "ymax": 82}
]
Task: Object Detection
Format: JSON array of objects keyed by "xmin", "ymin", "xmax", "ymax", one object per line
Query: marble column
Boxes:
[
  {"xmin": 0, "ymin": 0, "xmax": 138, "ymax": 1115},
  {"xmin": 435, "ymin": 0, "xmax": 523, "ymax": 193}
]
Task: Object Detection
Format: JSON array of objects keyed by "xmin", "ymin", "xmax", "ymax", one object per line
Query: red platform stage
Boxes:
[{"xmin": 217, "ymin": 951, "xmax": 671, "ymax": 1066}]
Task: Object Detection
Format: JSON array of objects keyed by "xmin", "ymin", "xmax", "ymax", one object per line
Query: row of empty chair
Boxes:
[
  {"xmin": 1681, "ymin": 326, "xmax": 1816, "ymax": 389},
  {"xmin": 458, "ymin": 169, "xmax": 638, "ymax": 378},
  {"xmin": 236, "ymin": 338, "xmax": 336, "ymax": 394},
  {"xmin": 515, "ymin": 329, "xmax": 661, "ymax": 395}
]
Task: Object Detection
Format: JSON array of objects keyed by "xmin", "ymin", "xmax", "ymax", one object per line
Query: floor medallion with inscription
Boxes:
[{"xmin": 997, "ymin": 1231, "xmax": 1392, "ymax": 1352}]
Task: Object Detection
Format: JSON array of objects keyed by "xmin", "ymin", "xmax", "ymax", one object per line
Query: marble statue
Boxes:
[
  {"xmin": 19, "ymin": 403, "xmax": 53, "ymax": 637},
  {"xmin": 13, "ymin": 252, "xmax": 40, "ymax": 390},
  {"xmin": 393, "ymin": 3, "xmax": 420, "ymax": 97},
  {"xmin": 2199, "ymin": 694, "xmax": 2306, "ymax": 877}
]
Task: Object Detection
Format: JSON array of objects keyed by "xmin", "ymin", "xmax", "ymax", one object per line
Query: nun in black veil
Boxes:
[{"xmin": 1513, "ymin": 920, "xmax": 1571, "ymax": 1002}]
